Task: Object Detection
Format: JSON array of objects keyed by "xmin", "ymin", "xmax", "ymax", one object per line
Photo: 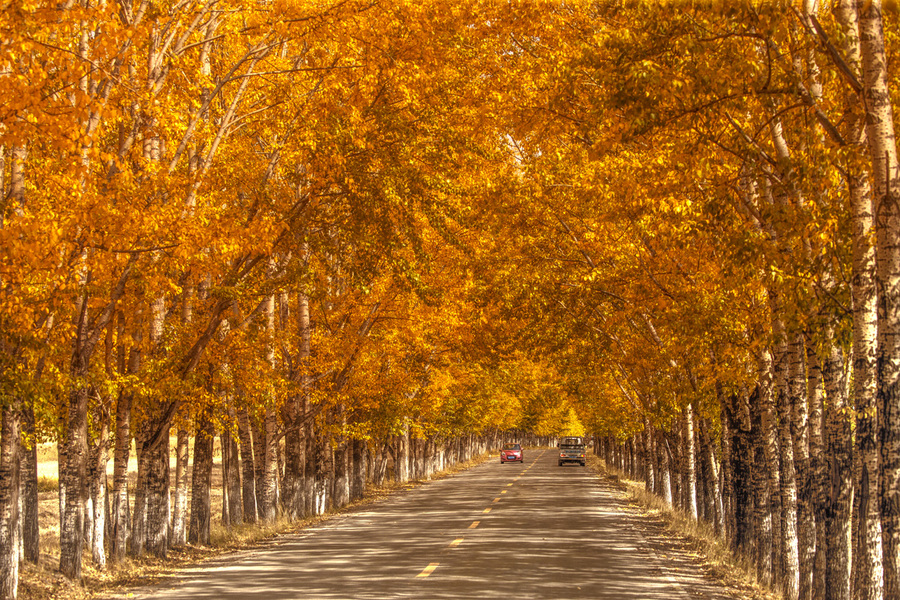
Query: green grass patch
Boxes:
[{"xmin": 37, "ymin": 476, "xmax": 58, "ymax": 493}]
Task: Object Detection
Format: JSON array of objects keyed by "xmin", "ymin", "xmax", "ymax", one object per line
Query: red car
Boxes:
[{"xmin": 500, "ymin": 443, "xmax": 523, "ymax": 463}]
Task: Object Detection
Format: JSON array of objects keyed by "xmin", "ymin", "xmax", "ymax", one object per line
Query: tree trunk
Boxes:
[
  {"xmin": 658, "ymin": 433, "xmax": 673, "ymax": 505},
  {"xmin": 259, "ymin": 406, "xmax": 278, "ymax": 522},
  {"xmin": 683, "ymin": 404, "xmax": 698, "ymax": 520},
  {"xmin": 752, "ymin": 374, "xmax": 778, "ymax": 588},
  {"xmin": 333, "ymin": 438, "xmax": 349, "ymax": 509},
  {"xmin": 728, "ymin": 389, "xmax": 753, "ymax": 557},
  {"xmin": 789, "ymin": 334, "xmax": 813, "ymax": 600},
  {"xmin": 0, "ymin": 408, "xmax": 21, "ymax": 600},
  {"xmin": 172, "ymin": 429, "xmax": 189, "ymax": 546},
  {"xmin": 111, "ymin": 324, "xmax": 138, "ymax": 563},
  {"xmin": 304, "ymin": 419, "xmax": 317, "ymax": 515},
  {"xmin": 771, "ymin": 311, "xmax": 800, "ymax": 600},
  {"xmin": 59, "ymin": 386, "xmax": 89, "ymax": 581},
  {"xmin": 19, "ymin": 403, "xmax": 38, "ymax": 565},
  {"xmin": 90, "ymin": 408, "xmax": 109, "ymax": 569},
  {"xmin": 223, "ymin": 428, "xmax": 242, "ymax": 526},
  {"xmin": 236, "ymin": 405, "xmax": 257, "ymax": 523},
  {"xmin": 822, "ymin": 339, "xmax": 853, "ymax": 600},
  {"xmin": 251, "ymin": 415, "xmax": 266, "ymax": 520},
  {"xmin": 188, "ymin": 412, "xmax": 214, "ymax": 546},
  {"xmin": 857, "ymin": 2, "xmax": 900, "ymax": 598},
  {"xmin": 643, "ymin": 418, "xmax": 656, "ymax": 494},
  {"xmin": 282, "ymin": 419, "xmax": 305, "ymax": 520},
  {"xmin": 398, "ymin": 425, "xmax": 410, "ymax": 483},
  {"xmin": 134, "ymin": 424, "xmax": 170, "ymax": 558},
  {"xmin": 805, "ymin": 337, "xmax": 828, "ymax": 600},
  {"xmin": 699, "ymin": 417, "xmax": 724, "ymax": 537}
]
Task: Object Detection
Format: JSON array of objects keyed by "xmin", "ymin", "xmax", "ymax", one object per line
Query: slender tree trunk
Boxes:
[
  {"xmin": 282, "ymin": 418, "xmax": 304, "ymax": 520},
  {"xmin": 171, "ymin": 429, "xmax": 189, "ymax": 546},
  {"xmin": 806, "ymin": 337, "xmax": 828, "ymax": 600},
  {"xmin": 236, "ymin": 405, "xmax": 257, "ymax": 523},
  {"xmin": 188, "ymin": 412, "xmax": 214, "ymax": 546},
  {"xmin": 59, "ymin": 385, "xmax": 89, "ymax": 580},
  {"xmin": 223, "ymin": 427, "xmax": 242, "ymax": 526},
  {"xmin": 828, "ymin": 5, "xmax": 880, "ymax": 599},
  {"xmin": 643, "ymin": 418, "xmax": 656, "ymax": 494},
  {"xmin": 771, "ymin": 309, "xmax": 800, "ymax": 600},
  {"xmin": 19, "ymin": 403, "xmax": 38, "ymax": 565},
  {"xmin": 259, "ymin": 406, "xmax": 278, "ymax": 522},
  {"xmin": 729, "ymin": 389, "xmax": 754, "ymax": 557},
  {"xmin": 90, "ymin": 408, "xmax": 109, "ymax": 569},
  {"xmin": 333, "ymin": 438, "xmax": 349, "ymax": 509},
  {"xmin": 0, "ymin": 408, "xmax": 21, "ymax": 600},
  {"xmin": 789, "ymin": 334, "xmax": 814, "ymax": 600},
  {"xmin": 251, "ymin": 415, "xmax": 266, "ymax": 520},
  {"xmin": 857, "ymin": 3, "xmax": 900, "ymax": 598},
  {"xmin": 823, "ymin": 340, "xmax": 853, "ymax": 600},
  {"xmin": 398, "ymin": 424, "xmax": 410, "ymax": 483},
  {"xmin": 304, "ymin": 419, "xmax": 317, "ymax": 515},
  {"xmin": 659, "ymin": 433, "xmax": 673, "ymax": 505},
  {"xmin": 683, "ymin": 404, "xmax": 698, "ymax": 520},
  {"xmin": 136, "ymin": 424, "xmax": 170, "ymax": 558},
  {"xmin": 111, "ymin": 317, "xmax": 138, "ymax": 562},
  {"xmin": 754, "ymin": 366, "xmax": 779, "ymax": 588},
  {"xmin": 699, "ymin": 417, "xmax": 725, "ymax": 537}
]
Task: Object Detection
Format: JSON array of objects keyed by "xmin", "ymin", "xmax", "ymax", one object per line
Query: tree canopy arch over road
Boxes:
[{"xmin": 0, "ymin": 2, "xmax": 898, "ymax": 599}]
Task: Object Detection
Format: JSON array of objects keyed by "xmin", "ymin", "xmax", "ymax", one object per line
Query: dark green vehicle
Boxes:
[{"xmin": 557, "ymin": 436, "xmax": 586, "ymax": 467}]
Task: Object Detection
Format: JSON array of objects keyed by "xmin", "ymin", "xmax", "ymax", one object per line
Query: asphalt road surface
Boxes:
[{"xmin": 118, "ymin": 449, "xmax": 744, "ymax": 600}]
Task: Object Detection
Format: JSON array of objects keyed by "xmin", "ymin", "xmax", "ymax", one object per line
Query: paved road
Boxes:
[{"xmin": 120, "ymin": 448, "xmax": 741, "ymax": 599}]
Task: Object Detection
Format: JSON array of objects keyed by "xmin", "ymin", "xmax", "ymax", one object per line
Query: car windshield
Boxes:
[
  {"xmin": 502, "ymin": 444, "xmax": 521, "ymax": 450},
  {"xmin": 560, "ymin": 438, "xmax": 584, "ymax": 447}
]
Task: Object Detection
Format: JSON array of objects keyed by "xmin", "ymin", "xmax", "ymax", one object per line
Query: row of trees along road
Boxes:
[{"xmin": 0, "ymin": 2, "xmax": 899, "ymax": 600}]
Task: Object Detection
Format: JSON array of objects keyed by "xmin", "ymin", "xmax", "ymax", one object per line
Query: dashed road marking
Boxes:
[
  {"xmin": 469, "ymin": 521, "xmax": 480, "ymax": 529},
  {"xmin": 448, "ymin": 538, "xmax": 464, "ymax": 548},
  {"xmin": 417, "ymin": 563, "xmax": 440, "ymax": 578},
  {"xmin": 483, "ymin": 507, "xmax": 492, "ymax": 514},
  {"xmin": 492, "ymin": 497, "xmax": 501, "ymax": 503}
]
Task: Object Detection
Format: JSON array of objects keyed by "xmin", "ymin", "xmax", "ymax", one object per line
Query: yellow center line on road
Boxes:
[
  {"xmin": 501, "ymin": 490, "xmax": 507, "ymax": 494},
  {"xmin": 417, "ymin": 563, "xmax": 440, "ymax": 578},
  {"xmin": 483, "ymin": 507, "xmax": 492, "ymax": 514},
  {"xmin": 492, "ymin": 497, "xmax": 501, "ymax": 503},
  {"xmin": 507, "ymin": 482, "xmax": 514, "ymax": 487},
  {"xmin": 448, "ymin": 538, "xmax": 464, "ymax": 548},
  {"xmin": 469, "ymin": 521, "xmax": 480, "ymax": 529}
]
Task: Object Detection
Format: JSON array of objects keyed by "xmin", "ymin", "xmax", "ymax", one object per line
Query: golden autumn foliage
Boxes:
[{"xmin": 2, "ymin": 2, "xmax": 900, "ymax": 593}]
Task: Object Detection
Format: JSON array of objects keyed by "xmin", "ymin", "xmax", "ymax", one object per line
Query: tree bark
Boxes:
[
  {"xmin": 172, "ymin": 429, "xmax": 189, "ymax": 546},
  {"xmin": 236, "ymin": 405, "xmax": 257, "ymax": 523},
  {"xmin": 805, "ymin": 337, "xmax": 828, "ymax": 600},
  {"xmin": 90, "ymin": 406, "xmax": 109, "ymax": 569},
  {"xmin": 789, "ymin": 334, "xmax": 813, "ymax": 600},
  {"xmin": 188, "ymin": 412, "xmax": 214, "ymax": 546},
  {"xmin": 771, "ymin": 305, "xmax": 800, "ymax": 600},
  {"xmin": 333, "ymin": 438, "xmax": 350, "ymax": 509},
  {"xmin": 0, "ymin": 408, "xmax": 21, "ymax": 600},
  {"xmin": 134, "ymin": 423, "xmax": 170, "ymax": 558},
  {"xmin": 857, "ymin": 2, "xmax": 900, "ymax": 598},
  {"xmin": 259, "ymin": 406, "xmax": 278, "ymax": 522},
  {"xmin": 59, "ymin": 386, "xmax": 89, "ymax": 581},
  {"xmin": 223, "ymin": 427, "xmax": 242, "ymax": 526},
  {"xmin": 19, "ymin": 403, "xmax": 38, "ymax": 565},
  {"xmin": 683, "ymin": 404, "xmax": 698, "ymax": 520}
]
